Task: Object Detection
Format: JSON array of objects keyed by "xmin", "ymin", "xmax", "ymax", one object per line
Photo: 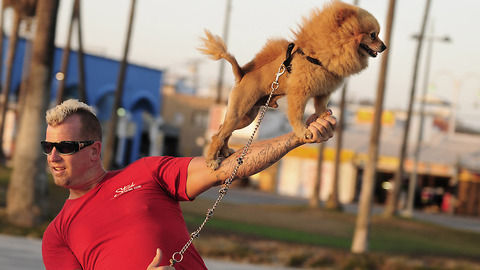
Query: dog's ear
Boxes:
[{"xmin": 335, "ymin": 8, "xmax": 356, "ymax": 27}]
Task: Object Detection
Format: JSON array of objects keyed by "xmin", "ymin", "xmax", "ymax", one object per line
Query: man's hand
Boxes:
[
  {"xmin": 147, "ymin": 248, "xmax": 175, "ymax": 270},
  {"xmin": 304, "ymin": 111, "xmax": 337, "ymax": 144}
]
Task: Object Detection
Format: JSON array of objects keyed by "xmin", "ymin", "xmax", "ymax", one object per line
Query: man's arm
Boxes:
[
  {"xmin": 42, "ymin": 228, "xmax": 83, "ymax": 270},
  {"xmin": 186, "ymin": 114, "xmax": 336, "ymax": 198}
]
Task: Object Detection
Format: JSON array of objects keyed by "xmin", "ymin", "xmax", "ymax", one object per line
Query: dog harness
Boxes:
[{"xmin": 283, "ymin": 42, "xmax": 323, "ymax": 73}]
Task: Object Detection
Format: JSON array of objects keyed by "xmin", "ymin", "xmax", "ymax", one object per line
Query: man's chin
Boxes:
[{"xmin": 53, "ymin": 177, "xmax": 70, "ymax": 188}]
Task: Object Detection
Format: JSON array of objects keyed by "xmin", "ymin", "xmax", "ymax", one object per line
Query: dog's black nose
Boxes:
[{"xmin": 380, "ymin": 44, "xmax": 387, "ymax": 52}]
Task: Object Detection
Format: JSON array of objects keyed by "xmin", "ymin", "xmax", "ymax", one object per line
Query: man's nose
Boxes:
[{"xmin": 47, "ymin": 147, "xmax": 62, "ymax": 161}]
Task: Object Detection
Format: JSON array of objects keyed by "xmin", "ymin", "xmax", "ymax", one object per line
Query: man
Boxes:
[{"xmin": 41, "ymin": 99, "xmax": 337, "ymax": 269}]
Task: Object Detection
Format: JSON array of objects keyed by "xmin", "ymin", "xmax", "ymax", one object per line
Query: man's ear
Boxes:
[
  {"xmin": 90, "ymin": 141, "xmax": 102, "ymax": 161},
  {"xmin": 335, "ymin": 8, "xmax": 356, "ymax": 27}
]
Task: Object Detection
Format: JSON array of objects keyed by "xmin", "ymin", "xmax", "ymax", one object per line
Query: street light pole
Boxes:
[{"xmin": 405, "ymin": 22, "xmax": 451, "ymax": 217}]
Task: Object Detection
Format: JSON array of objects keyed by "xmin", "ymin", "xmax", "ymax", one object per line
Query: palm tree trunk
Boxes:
[
  {"xmin": 384, "ymin": 0, "xmax": 432, "ymax": 219},
  {"xmin": 6, "ymin": 0, "xmax": 60, "ymax": 227},
  {"xmin": 325, "ymin": 82, "xmax": 347, "ymax": 211},
  {"xmin": 55, "ymin": 0, "xmax": 77, "ymax": 105},
  {"xmin": 0, "ymin": 10, "xmax": 21, "ymax": 164},
  {"xmin": 74, "ymin": 0, "xmax": 86, "ymax": 103},
  {"xmin": 310, "ymin": 142, "xmax": 325, "ymax": 208},
  {"xmin": 351, "ymin": 0, "xmax": 396, "ymax": 253},
  {"xmin": 103, "ymin": 0, "xmax": 136, "ymax": 170},
  {"xmin": 0, "ymin": 2, "xmax": 6, "ymax": 116}
]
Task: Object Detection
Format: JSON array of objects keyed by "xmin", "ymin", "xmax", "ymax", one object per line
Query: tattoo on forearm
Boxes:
[{"xmin": 213, "ymin": 133, "xmax": 299, "ymax": 184}]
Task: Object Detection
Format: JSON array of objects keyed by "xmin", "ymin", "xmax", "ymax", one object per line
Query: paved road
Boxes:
[
  {"xmin": 2, "ymin": 188, "xmax": 479, "ymax": 269},
  {"xmin": 0, "ymin": 234, "xmax": 299, "ymax": 270}
]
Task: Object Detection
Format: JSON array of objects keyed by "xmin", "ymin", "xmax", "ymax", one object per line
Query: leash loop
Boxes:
[
  {"xmin": 169, "ymin": 252, "xmax": 183, "ymax": 266},
  {"xmin": 170, "ymin": 62, "xmax": 286, "ymax": 266},
  {"xmin": 271, "ymin": 65, "xmax": 285, "ymax": 90}
]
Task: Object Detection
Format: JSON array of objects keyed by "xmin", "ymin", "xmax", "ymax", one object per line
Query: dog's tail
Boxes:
[{"xmin": 198, "ymin": 30, "xmax": 243, "ymax": 82}]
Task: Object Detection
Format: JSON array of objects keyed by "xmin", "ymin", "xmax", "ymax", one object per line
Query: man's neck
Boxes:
[{"xmin": 68, "ymin": 170, "xmax": 108, "ymax": 199}]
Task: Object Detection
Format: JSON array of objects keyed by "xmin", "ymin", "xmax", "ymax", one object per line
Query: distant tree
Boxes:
[{"xmin": 6, "ymin": 0, "xmax": 59, "ymax": 227}]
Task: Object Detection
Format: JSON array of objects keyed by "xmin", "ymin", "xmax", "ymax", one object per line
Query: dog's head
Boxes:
[
  {"xmin": 347, "ymin": 8, "xmax": 387, "ymax": 59},
  {"xmin": 294, "ymin": 0, "xmax": 387, "ymax": 76}
]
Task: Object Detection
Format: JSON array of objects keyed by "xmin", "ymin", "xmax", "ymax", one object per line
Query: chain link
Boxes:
[{"xmin": 170, "ymin": 63, "xmax": 286, "ymax": 266}]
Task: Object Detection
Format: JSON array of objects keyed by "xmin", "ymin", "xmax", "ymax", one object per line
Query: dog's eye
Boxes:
[{"xmin": 370, "ymin": 33, "xmax": 376, "ymax": 40}]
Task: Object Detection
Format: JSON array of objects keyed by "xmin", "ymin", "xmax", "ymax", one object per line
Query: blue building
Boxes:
[{"xmin": 2, "ymin": 37, "xmax": 164, "ymax": 167}]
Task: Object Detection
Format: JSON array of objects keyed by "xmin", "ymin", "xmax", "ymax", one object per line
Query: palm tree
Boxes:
[
  {"xmin": 310, "ymin": 142, "xmax": 325, "ymax": 208},
  {"xmin": 6, "ymin": 0, "xmax": 59, "ymax": 227},
  {"xmin": 325, "ymin": 83, "xmax": 347, "ymax": 211},
  {"xmin": 0, "ymin": 0, "xmax": 36, "ymax": 164},
  {"xmin": 0, "ymin": 6, "xmax": 20, "ymax": 163},
  {"xmin": 55, "ymin": 0, "xmax": 85, "ymax": 104},
  {"xmin": 74, "ymin": 0, "xmax": 87, "ymax": 103},
  {"xmin": 55, "ymin": 0, "xmax": 75, "ymax": 105},
  {"xmin": 103, "ymin": 0, "xmax": 137, "ymax": 170},
  {"xmin": 351, "ymin": 0, "xmax": 396, "ymax": 253},
  {"xmin": 0, "ymin": 1, "xmax": 10, "ymax": 130},
  {"xmin": 383, "ymin": 0, "xmax": 432, "ymax": 218}
]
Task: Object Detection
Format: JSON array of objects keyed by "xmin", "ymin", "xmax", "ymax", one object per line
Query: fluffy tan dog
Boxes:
[{"xmin": 199, "ymin": 0, "xmax": 386, "ymax": 169}]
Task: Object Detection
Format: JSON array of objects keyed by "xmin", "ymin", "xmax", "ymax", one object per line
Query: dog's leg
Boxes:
[
  {"xmin": 286, "ymin": 94, "xmax": 312, "ymax": 139},
  {"xmin": 313, "ymin": 95, "xmax": 330, "ymax": 118},
  {"xmin": 207, "ymin": 105, "xmax": 261, "ymax": 169},
  {"xmin": 219, "ymin": 106, "xmax": 260, "ymax": 155},
  {"xmin": 206, "ymin": 131, "xmax": 226, "ymax": 170},
  {"xmin": 219, "ymin": 134, "xmax": 234, "ymax": 158},
  {"xmin": 207, "ymin": 113, "xmax": 243, "ymax": 169}
]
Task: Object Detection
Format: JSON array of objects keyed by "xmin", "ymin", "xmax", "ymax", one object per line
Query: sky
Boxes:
[{"xmin": 37, "ymin": 0, "xmax": 480, "ymax": 122}]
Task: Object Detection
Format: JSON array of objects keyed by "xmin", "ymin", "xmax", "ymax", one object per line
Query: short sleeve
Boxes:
[{"xmin": 143, "ymin": 156, "xmax": 194, "ymax": 201}]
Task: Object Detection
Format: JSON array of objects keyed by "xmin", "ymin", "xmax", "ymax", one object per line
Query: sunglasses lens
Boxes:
[
  {"xmin": 56, "ymin": 142, "xmax": 78, "ymax": 154},
  {"xmin": 41, "ymin": 141, "xmax": 54, "ymax": 154},
  {"xmin": 41, "ymin": 141, "xmax": 80, "ymax": 155}
]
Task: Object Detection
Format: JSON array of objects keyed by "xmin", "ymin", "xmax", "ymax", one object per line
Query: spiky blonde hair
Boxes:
[
  {"xmin": 46, "ymin": 99, "xmax": 102, "ymax": 140},
  {"xmin": 46, "ymin": 99, "xmax": 96, "ymax": 126}
]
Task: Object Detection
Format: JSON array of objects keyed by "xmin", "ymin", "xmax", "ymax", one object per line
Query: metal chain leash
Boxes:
[{"xmin": 170, "ymin": 63, "xmax": 286, "ymax": 266}]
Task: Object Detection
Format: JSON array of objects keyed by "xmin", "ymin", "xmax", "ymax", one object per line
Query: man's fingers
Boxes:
[
  {"xmin": 305, "ymin": 114, "xmax": 337, "ymax": 143},
  {"xmin": 148, "ymin": 248, "xmax": 162, "ymax": 268},
  {"xmin": 146, "ymin": 248, "xmax": 176, "ymax": 269}
]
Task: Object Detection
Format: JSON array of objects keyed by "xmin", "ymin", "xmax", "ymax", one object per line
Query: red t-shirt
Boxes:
[{"xmin": 42, "ymin": 156, "xmax": 207, "ymax": 270}]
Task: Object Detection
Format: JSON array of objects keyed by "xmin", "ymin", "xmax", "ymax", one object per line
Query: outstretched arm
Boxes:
[{"xmin": 186, "ymin": 114, "xmax": 336, "ymax": 199}]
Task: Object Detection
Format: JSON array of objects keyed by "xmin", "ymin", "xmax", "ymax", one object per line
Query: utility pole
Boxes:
[
  {"xmin": 215, "ymin": 0, "xmax": 232, "ymax": 104},
  {"xmin": 384, "ymin": 15, "xmax": 450, "ymax": 218}
]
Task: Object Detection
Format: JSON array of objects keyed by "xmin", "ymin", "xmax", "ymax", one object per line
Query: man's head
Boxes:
[{"xmin": 44, "ymin": 99, "xmax": 105, "ymax": 197}]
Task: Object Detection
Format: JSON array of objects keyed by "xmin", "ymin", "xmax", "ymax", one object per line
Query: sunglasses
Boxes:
[{"xmin": 41, "ymin": 140, "xmax": 96, "ymax": 155}]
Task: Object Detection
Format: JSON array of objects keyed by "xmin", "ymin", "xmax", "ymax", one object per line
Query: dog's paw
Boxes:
[
  {"xmin": 219, "ymin": 147, "xmax": 235, "ymax": 158},
  {"xmin": 206, "ymin": 158, "xmax": 221, "ymax": 170},
  {"xmin": 304, "ymin": 129, "xmax": 313, "ymax": 139},
  {"xmin": 293, "ymin": 127, "xmax": 313, "ymax": 140},
  {"xmin": 318, "ymin": 109, "xmax": 333, "ymax": 119}
]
